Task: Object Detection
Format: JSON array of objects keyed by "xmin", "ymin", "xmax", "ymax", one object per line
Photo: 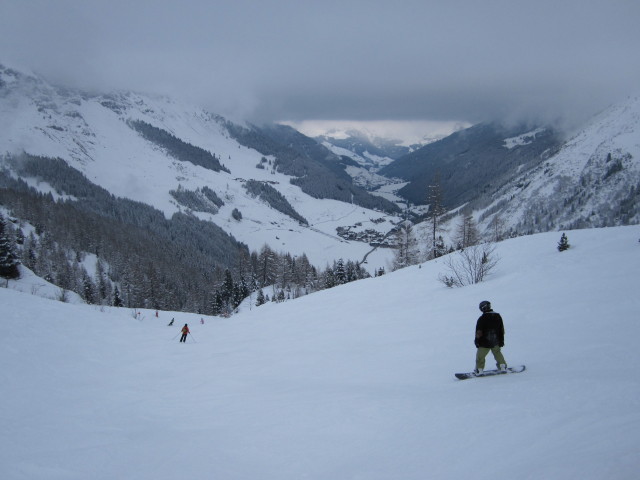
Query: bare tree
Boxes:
[
  {"xmin": 488, "ymin": 214, "xmax": 506, "ymax": 243},
  {"xmin": 454, "ymin": 213, "xmax": 480, "ymax": 249},
  {"xmin": 439, "ymin": 243, "xmax": 499, "ymax": 287},
  {"xmin": 391, "ymin": 221, "xmax": 420, "ymax": 271}
]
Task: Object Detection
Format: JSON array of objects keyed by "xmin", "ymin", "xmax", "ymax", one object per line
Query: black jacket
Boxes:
[{"xmin": 475, "ymin": 310, "xmax": 505, "ymax": 348}]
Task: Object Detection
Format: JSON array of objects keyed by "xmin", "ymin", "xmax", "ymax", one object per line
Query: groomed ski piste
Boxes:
[{"xmin": 1, "ymin": 226, "xmax": 639, "ymax": 479}]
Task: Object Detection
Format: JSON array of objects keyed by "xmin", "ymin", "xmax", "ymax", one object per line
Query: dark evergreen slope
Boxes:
[
  {"xmin": 0, "ymin": 154, "xmax": 373, "ymax": 314},
  {"xmin": 379, "ymin": 123, "xmax": 562, "ymax": 208},
  {"xmin": 170, "ymin": 185, "xmax": 225, "ymax": 214},
  {"xmin": 243, "ymin": 180, "xmax": 308, "ymax": 225},
  {"xmin": 7, "ymin": 156, "xmax": 243, "ymax": 262},
  {"xmin": 129, "ymin": 120, "xmax": 230, "ymax": 173},
  {"xmin": 224, "ymin": 122, "xmax": 400, "ymax": 213},
  {"xmin": 0, "ymin": 154, "xmax": 246, "ymax": 311},
  {"xmin": 0, "ymin": 212, "xmax": 20, "ymax": 279}
]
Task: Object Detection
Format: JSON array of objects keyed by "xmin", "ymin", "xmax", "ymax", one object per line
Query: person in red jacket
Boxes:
[{"xmin": 179, "ymin": 324, "xmax": 190, "ymax": 343}]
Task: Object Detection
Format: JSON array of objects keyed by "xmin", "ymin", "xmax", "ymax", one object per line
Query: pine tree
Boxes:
[
  {"xmin": 345, "ymin": 260, "xmax": 358, "ymax": 283},
  {"xmin": 95, "ymin": 258, "xmax": 111, "ymax": 305},
  {"xmin": 334, "ymin": 258, "xmax": 346, "ymax": 284},
  {"xmin": 257, "ymin": 244, "xmax": 278, "ymax": 287},
  {"xmin": 426, "ymin": 172, "xmax": 446, "ymax": 259},
  {"xmin": 22, "ymin": 232, "xmax": 38, "ymax": 271},
  {"xmin": 558, "ymin": 233, "xmax": 570, "ymax": 252},
  {"xmin": 0, "ymin": 214, "xmax": 20, "ymax": 280},
  {"xmin": 237, "ymin": 276, "xmax": 250, "ymax": 305},
  {"xmin": 221, "ymin": 269, "xmax": 235, "ymax": 305},
  {"xmin": 113, "ymin": 286, "xmax": 123, "ymax": 307},
  {"xmin": 298, "ymin": 254, "xmax": 316, "ymax": 289},
  {"xmin": 324, "ymin": 267, "xmax": 336, "ymax": 289},
  {"xmin": 211, "ymin": 291, "xmax": 224, "ymax": 315},
  {"xmin": 433, "ymin": 235, "xmax": 447, "ymax": 258},
  {"xmin": 256, "ymin": 289, "xmax": 266, "ymax": 306},
  {"xmin": 82, "ymin": 271, "xmax": 96, "ymax": 304}
]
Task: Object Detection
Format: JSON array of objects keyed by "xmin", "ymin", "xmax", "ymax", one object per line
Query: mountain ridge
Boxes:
[
  {"xmin": 474, "ymin": 96, "xmax": 640, "ymax": 234},
  {"xmin": 379, "ymin": 121, "xmax": 564, "ymax": 208},
  {"xmin": 2, "ymin": 62, "xmax": 640, "ymax": 311},
  {"xmin": 0, "ymin": 63, "xmax": 401, "ymax": 273}
]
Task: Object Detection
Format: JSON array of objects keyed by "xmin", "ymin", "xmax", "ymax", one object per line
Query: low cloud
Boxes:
[{"xmin": 2, "ymin": 0, "xmax": 639, "ymax": 132}]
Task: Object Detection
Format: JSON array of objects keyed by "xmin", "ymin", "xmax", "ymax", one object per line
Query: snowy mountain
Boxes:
[
  {"xmin": 315, "ymin": 128, "xmax": 449, "ymax": 191},
  {"xmin": 474, "ymin": 97, "xmax": 640, "ymax": 234},
  {"xmin": 2, "ymin": 61, "xmax": 640, "ymax": 310},
  {"xmin": 2, "ymin": 225, "xmax": 639, "ymax": 479},
  {"xmin": 312, "ymin": 127, "xmax": 463, "ymax": 209},
  {"xmin": 317, "ymin": 129, "xmax": 407, "ymax": 167},
  {"xmin": 380, "ymin": 122, "xmax": 564, "ymax": 209},
  {"xmin": 0, "ymin": 64, "xmax": 401, "ymax": 272},
  {"xmin": 316, "ymin": 125, "xmax": 452, "ymax": 164},
  {"xmin": 376, "ymin": 97, "xmax": 640, "ymax": 242}
]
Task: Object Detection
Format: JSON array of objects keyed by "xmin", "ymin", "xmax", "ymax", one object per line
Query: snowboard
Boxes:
[{"xmin": 455, "ymin": 365, "xmax": 526, "ymax": 380}]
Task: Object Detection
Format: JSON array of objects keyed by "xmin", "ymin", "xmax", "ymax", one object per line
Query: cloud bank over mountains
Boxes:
[{"xmin": 2, "ymin": 0, "xmax": 639, "ymax": 130}]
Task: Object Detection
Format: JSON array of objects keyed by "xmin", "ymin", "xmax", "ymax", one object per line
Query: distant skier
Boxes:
[
  {"xmin": 180, "ymin": 324, "xmax": 189, "ymax": 343},
  {"xmin": 168, "ymin": 318, "xmax": 174, "ymax": 326},
  {"xmin": 474, "ymin": 301, "xmax": 507, "ymax": 375},
  {"xmin": 200, "ymin": 318, "xmax": 204, "ymax": 325}
]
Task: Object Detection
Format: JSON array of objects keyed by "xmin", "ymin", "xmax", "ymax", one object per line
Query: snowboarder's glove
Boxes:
[
  {"xmin": 474, "ymin": 341, "xmax": 479, "ymax": 347},
  {"xmin": 499, "ymin": 342, "xmax": 504, "ymax": 347}
]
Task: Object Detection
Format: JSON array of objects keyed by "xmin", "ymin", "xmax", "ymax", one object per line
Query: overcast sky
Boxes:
[{"xmin": 2, "ymin": 0, "xmax": 639, "ymax": 136}]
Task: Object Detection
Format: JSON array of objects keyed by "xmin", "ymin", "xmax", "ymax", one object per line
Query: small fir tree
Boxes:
[
  {"xmin": 113, "ymin": 286, "xmax": 124, "ymax": 307},
  {"xmin": 558, "ymin": 233, "xmax": 570, "ymax": 252},
  {"xmin": 82, "ymin": 273, "xmax": 96, "ymax": 304},
  {"xmin": 256, "ymin": 289, "xmax": 266, "ymax": 306},
  {"xmin": 0, "ymin": 214, "xmax": 20, "ymax": 280},
  {"xmin": 211, "ymin": 291, "xmax": 224, "ymax": 315},
  {"xmin": 334, "ymin": 258, "xmax": 346, "ymax": 285}
]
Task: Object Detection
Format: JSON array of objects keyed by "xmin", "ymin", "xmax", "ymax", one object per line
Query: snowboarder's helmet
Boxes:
[{"xmin": 479, "ymin": 301, "xmax": 491, "ymax": 312}]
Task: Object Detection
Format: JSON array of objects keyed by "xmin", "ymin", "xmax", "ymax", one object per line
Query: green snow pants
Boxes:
[{"xmin": 476, "ymin": 346, "xmax": 506, "ymax": 370}]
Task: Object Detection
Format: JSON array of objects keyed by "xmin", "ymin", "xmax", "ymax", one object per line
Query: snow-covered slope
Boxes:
[
  {"xmin": 0, "ymin": 65, "xmax": 399, "ymax": 271},
  {"xmin": 1, "ymin": 225, "xmax": 639, "ymax": 479},
  {"xmin": 476, "ymin": 96, "xmax": 640, "ymax": 234}
]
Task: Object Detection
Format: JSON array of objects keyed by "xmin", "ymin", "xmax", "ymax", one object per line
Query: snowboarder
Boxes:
[
  {"xmin": 168, "ymin": 318, "xmax": 174, "ymax": 326},
  {"xmin": 474, "ymin": 301, "xmax": 507, "ymax": 375},
  {"xmin": 200, "ymin": 318, "xmax": 204, "ymax": 325},
  {"xmin": 179, "ymin": 324, "xmax": 189, "ymax": 343}
]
